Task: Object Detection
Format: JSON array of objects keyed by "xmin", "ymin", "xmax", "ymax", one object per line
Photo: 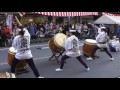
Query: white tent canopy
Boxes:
[{"xmin": 94, "ymin": 15, "xmax": 120, "ymax": 24}]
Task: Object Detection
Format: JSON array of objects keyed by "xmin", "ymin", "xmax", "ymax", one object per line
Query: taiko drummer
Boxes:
[
  {"xmin": 11, "ymin": 27, "xmax": 44, "ymax": 78},
  {"xmin": 87, "ymin": 28, "xmax": 114, "ymax": 61},
  {"xmin": 55, "ymin": 29, "xmax": 90, "ymax": 72}
]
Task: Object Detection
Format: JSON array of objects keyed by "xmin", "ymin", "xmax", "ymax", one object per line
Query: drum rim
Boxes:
[
  {"xmin": 84, "ymin": 40, "xmax": 97, "ymax": 45},
  {"xmin": 84, "ymin": 41, "xmax": 97, "ymax": 45},
  {"xmin": 9, "ymin": 47, "xmax": 17, "ymax": 54},
  {"xmin": 8, "ymin": 51, "xmax": 16, "ymax": 55},
  {"xmin": 85, "ymin": 39, "xmax": 97, "ymax": 43}
]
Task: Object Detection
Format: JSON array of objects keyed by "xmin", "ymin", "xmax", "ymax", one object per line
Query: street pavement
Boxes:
[{"xmin": 0, "ymin": 41, "xmax": 120, "ymax": 78}]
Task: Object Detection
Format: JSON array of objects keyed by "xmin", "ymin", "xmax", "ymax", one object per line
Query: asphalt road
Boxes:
[{"xmin": 0, "ymin": 41, "xmax": 120, "ymax": 78}]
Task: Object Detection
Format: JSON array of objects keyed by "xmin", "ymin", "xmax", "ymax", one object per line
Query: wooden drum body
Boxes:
[
  {"xmin": 83, "ymin": 39, "xmax": 97, "ymax": 56},
  {"xmin": 49, "ymin": 33, "xmax": 67, "ymax": 53},
  {"xmin": 8, "ymin": 47, "xmax": 27, "ymax": 69}
]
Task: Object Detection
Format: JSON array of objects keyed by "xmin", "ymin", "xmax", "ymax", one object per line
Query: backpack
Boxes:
[{"xmin": 71, "ymin": 38, "xmax": 79, "ymax": 52}]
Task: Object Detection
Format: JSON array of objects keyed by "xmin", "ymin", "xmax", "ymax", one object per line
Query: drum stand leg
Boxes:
[
  {"xmin": 49, "ymin": 50, "xmax": 65, "ymax": 64},
  {"xmin": 49, "ymin": 52, "xmax": 60, "ymax": 64}
]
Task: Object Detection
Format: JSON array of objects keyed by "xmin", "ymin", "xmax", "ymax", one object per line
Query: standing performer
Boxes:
[
  {"xmin": 55, "ymin": 29, "xmax": 90, "ymax": 71},
  {"xmin": 11, "ymin": 27, "xmax": 44, "ymax": 78},
  {"xmin": 87, "ymin": 28, "xmax": 114, "ymax": 61}
]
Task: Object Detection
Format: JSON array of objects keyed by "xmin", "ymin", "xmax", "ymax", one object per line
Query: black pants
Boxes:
[
  {"xmin": 31, "ymin": 35, "xmax": 36, "ymax": 40},
  {"xmin": 11, "ymin": 57, "xmax": 40, "ymax": 78},
  {"xmin": 60, "ymin": 55, "xmax": 89, "ymax": 69},
  {"xmin": 91, "ymin": 46, "xmax": 112, "ymax": 58},
  {"xmin": 0, "ymin": 38, "xmax": 2, "ymax": 46}
]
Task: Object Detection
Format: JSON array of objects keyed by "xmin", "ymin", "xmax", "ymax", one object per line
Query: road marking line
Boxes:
[
  {"xmin": 0, "ymin": 49, "xmax": 84, "ymax": 66},
  {"xmin": 0, "ymin": 43, "xmax": 84, "ymax": 65},
  {"xmin": 0, "ymin": 44, "xmax": 48, "ymax": 51},
  {"xmin": 40, "ymin": 44, "xmax": 83, "ymax": 50},
  {"xmin": 0, "ymin": 42, "xmax": 84, "ymax": 51}
]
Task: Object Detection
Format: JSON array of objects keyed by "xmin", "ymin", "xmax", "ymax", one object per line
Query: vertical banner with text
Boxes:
[{"xmin": 6, "ymin": 14, "xmax": 13, "ymax": 30}]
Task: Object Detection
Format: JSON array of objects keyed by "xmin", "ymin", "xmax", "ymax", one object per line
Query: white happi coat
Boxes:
[
  {"xmin": 64, "ymin": 35, "xmax": 81, "ymax": 57},
  {"xmin": 12, "ymin": 28, "xmax": 32, "ymax": 60},
  {"xmin": 96, "ymin": 31, "xmax": 108, "ymax": 48}
]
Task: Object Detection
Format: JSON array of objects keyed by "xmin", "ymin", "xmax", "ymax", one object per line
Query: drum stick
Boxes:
[{"xmin": 15, "ymin": 16, "xmax": 22, "ymax": 26}]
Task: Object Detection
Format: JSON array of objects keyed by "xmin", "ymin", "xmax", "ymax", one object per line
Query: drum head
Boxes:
[
  {"xmin": 9, "ymin": 47, "xmax": 17, "ymax": 54},
  {"xmin": 85, "ymin": 39, "xmax": 97, "ymax": 44},
  {"xmin": 54, "ymin": 33, "xmax": 67, "ymax": 48}
]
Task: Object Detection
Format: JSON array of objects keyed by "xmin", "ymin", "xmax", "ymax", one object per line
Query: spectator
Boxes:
[
  {"xmin": 4, "ymin": 26, "xmax": 9, "ymax": 37},
  {"xmin": 115, "ymin": 24, "xmax": 120, "ymax": 39},
  {"xmin": 75, "ymin": 23, "xmax": 81, "ymax": 38},
  {"xmin": 72, "ymin": 23, "xmax": 75, "ymax": 29},
  {"xmin": 89, "ymin": 24, "xmax": 96, "ymax": 39},
  {"xmin": 59, "ymin": 24, "xmax": 64, "ymax": 33},
  {"xmin": 52, "ymin": 23, "xmax": 56, "ymax": 34},
  {"xmin": 50, "ymin": 22, "xmax": 53, "ymax": 31},
  {"xmin": 13, "ymin": 24, "xmax": 20, "ymax": 37},
  {"xmin": 0, "ymin": 28, "xmax": 2, "ymax": 46},
  {"xmin": 45, "ymin": 22, "xmax": 49, "ymax": 32},
  {"xmin": 3, "ymin": 26, "xmax": 10, "ymax": 46},
  {"xmin": 63, "ymin": 22, "xmax": 69, "ymax": 35},
  {"xmin": 94, "ymin": 24, "xmax": 99, "ymax": 36},
  {"xmin": 38, "ymin": 23, "xmax": 46, "ymax": 33},
  {"xmin": 0, "ymin": 23, "xmax": 5, "ymax": 46},
  {"xmin": 105, "ymin": 24, "xmax": 110, "ymax": 36},
  {"xmin": 5, "ymin": 31, "xmax": 13, "ymax": 47},
  {"xmin": 28, "ymin": 22, "xmax": 37, "ymax": 40},
  {"xmin": 82, "ymin": 23, "xmax": 88, "ymax": 31},
  {"xmin": 109, "ymin": 25, "xmax": 115, "ymax": 39},
  {"xmin": 56, "ymin": 23, "xmax": 60, "ymax": 33}
]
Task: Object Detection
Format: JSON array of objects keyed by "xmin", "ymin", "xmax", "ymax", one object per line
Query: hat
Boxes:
[{"xmin": 69, "ymin": 30, "xmax": 76, "ymax": 32}]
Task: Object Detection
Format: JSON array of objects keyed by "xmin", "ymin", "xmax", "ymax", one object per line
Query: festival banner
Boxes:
[{"xmin": 6, "ymin": 14, "xmax": 13, "ymax": 30}]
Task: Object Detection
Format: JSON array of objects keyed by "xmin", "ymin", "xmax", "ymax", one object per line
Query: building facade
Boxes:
[{"xmin": 1, "ymin": 12, "xmax": 119, "ymax": 25}]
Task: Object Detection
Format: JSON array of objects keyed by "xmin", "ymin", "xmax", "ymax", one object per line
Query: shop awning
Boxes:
[{"xmin": 33, "ymin": 12, "xmax": 98, "ymax": 17}]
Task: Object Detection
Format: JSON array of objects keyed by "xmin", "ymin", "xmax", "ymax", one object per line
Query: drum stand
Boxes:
[
  {"xmin": 49, "ymin": 50, "xmax": 65, "ymax": 64},
  {"xmin": 15, "ymin": 66, "xmax": 30, "ymax": 75}
]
